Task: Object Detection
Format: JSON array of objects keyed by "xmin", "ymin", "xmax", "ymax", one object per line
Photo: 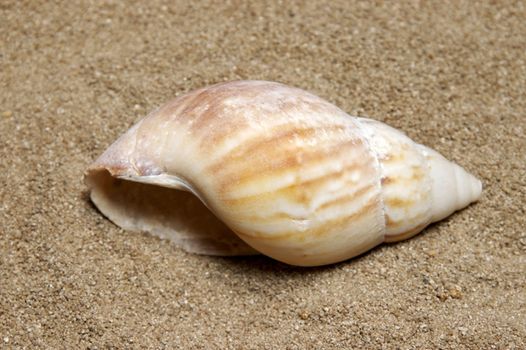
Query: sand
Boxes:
[{"xmin": 1, "ymin": 0, "xmax": 525, "ymax": 348}]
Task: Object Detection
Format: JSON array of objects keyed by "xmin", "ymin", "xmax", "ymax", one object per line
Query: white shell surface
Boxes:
[{"xmin": 85, "ymin": 80, "xmax": 482, "ymax": 266}]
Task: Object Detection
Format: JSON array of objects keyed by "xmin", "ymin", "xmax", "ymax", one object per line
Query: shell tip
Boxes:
[
  {"xmin": 426, "ymin": 148, "xmax": 483, "ymax": 223},
  {"xmin": 453, "ymin": 163, "xmax": 482, "ymax": 207}
]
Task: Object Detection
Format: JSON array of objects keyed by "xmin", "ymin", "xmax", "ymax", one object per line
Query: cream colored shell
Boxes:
[{"xmin": 85, "ymin": 81, "xmax": 482, "ymax": 266}]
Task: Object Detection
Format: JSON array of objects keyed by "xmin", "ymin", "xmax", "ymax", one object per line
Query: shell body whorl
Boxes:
[{"xmin": 85, "ymin": 81, "xmax": 481, "ymax": 266}]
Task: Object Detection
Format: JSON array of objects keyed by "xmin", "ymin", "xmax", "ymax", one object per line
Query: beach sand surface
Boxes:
[{"xmin": 1, "ymin": 1, "xmax": 525, "ymax": 348}]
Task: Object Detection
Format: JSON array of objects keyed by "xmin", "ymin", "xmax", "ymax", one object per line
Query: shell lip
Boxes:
[
  {"xmin": 83, "ymin": 160, "xmax": 136, "ymax": 188},
  {"xmin": 84, "ymin": 161, "xmax": 216, "ymax": 215}
]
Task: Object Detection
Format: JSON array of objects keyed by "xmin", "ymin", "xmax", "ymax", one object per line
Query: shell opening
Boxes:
[{"xmin": 85, "ymin": 169, "xmax": 257, "ymax": 256}]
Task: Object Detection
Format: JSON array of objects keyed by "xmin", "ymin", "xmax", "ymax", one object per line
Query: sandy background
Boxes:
[{"xmin": 1, "ymin": 0, "xmax": 525, "ymax": 348}]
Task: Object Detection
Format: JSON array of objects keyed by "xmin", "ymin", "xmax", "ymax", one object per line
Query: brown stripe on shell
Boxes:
[
  {"xmin": 234, "ymin": 196, "xmax": 380, "ymax": 240},
  {"xmin": 151, "ymin": 83, "xmax": 239, "ymax": 131},
  {"xmin": 176, "ymin": 85, "xmax": 235, "ymax": 124},
  {"xmin": 380, "ymin": 152, "xmax": 406, "ymax": 164},
  {"xmin": 317, "ymin": 183, "xmax": 375, "ymax": 211},
  {"xmin": 206, "ymin": 124, "xmax": 349, "ymax": 174},
  {"xmin": 207, "ymin": 124, "xmax": 348, "ymax": 171},
  {"xmin": 384, "ymin": 209, "xmax": 429, "ymax": 242},
  {"xmin": 175, "ymin": 81, "xmax": 286, "ymax": 131},
  {"xmin": 235, "ymin": 182, "xmax": 376, "ymax": 224},
  {"xmin": 385, "ymin": 197, "xmax": 415, "ymax": 209},
  {"xmin": 203, "ymin": 121, "xmax": 249, "ymax": 152},
  {"xmin": 237, "ymin": 211, "xmax": 306, "ymax": 223},
  {"xmin": 212, "ymin": 137, "xmax": 367, "ymax": 193},
  {"xmin": 381, "ymin": 176, "xmax": 394, "ymax": 186},
  {"xmin": 311, "ymin": 196, "xmax": 380, "ymax": 238},
  {"xmin": 276, "ymin": 160, "xmax": 375, "ymax": 208},
  {"xmin": 381, "ymin": 166, "xmax": 425, "ymax": 186},
  {"xmin": 188, "ymin": 95, "xmax": 242, "ymax": 134},
  {"xmin": 220, "ymin": 160, "xmax": 369, "ymax": 207}
]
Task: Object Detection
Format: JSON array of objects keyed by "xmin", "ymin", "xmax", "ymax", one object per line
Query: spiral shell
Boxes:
[{"xmin": 85, "ymin": 81, "xmax": 482, "ymax": 266}]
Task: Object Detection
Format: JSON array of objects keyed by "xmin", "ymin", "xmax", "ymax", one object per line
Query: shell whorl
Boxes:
[
  {"xmin": 356, "ymin": 118, "xmax": 481, "ymax": 242},
  {"xmin": 85, "ymin": 80, "xmax": 482, "ymax": 266}
]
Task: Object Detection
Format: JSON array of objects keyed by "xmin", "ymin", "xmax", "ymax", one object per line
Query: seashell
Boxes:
[{"xmin": 85, "ymin": 80, "xmax": 482, "ymax": 266}]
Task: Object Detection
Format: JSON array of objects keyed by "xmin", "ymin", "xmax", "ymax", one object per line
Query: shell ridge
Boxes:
[
  {"xmin": 355, "ymin": 117, "xmax": 436, "ymax": 239},
  {"xmin": 353, "ymin": 117, "xmax": 388, "ymax": 241},
  {"xmin": 415, "ymin": 143, "xmax": 434, "ymax": 223}
]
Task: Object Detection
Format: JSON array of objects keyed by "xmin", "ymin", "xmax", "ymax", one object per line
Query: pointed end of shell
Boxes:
[
  {"xmin": 424, "ymin": 147, "xmax": 482, "ymax": 223},
  {"xmin": 456, "ymin": 165, "xmax": 482, "ymax": 205}
]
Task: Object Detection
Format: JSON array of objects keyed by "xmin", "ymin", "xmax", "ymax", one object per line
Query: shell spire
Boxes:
[
  {"xmin": 85, "ymin": 80, "xmax": 482, "ymax": 266},
  {"xmin": 355, "ymin": 118, "xmax": 482, "ymax": 243},
  {"xmin": 421, "ymin": 146, "xmax": 482, "ymax": 222}
]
